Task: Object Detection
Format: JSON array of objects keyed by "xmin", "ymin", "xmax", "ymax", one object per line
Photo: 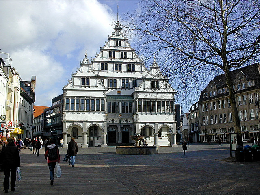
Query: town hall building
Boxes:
[{"xmin": 62, "ymin": 21, "xmax": 177, "ymax": 147}]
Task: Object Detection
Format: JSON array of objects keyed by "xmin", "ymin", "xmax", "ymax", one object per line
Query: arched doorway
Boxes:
[
  {"xmin": 108, "ymin": 126, "xmax": 117, "ymax": 145},
  {"xmin": 140, "ymin": 126, "xmax": 153, "ymax": 137},
  {"xmin": 88, "ymin": 125, "xmax": 102, "ymax": 147},
  {"xmin": 122, "ymin": 126, "xmax": 131, "ymax": 144}
]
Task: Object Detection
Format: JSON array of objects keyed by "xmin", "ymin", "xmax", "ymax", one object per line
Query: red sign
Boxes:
[{"xmin": 8, "ymin": 121, "xmax": 12, "ymax": 127}]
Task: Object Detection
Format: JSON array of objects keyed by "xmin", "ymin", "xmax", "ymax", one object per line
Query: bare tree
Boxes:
[{"xmin": 128, "ymin": 0, "xmax": 260, "ymax": 147}]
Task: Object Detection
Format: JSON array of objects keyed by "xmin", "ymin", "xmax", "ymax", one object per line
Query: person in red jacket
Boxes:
[
  {"xmin": 45, "ymin": 138, "xmax": 60, "ymax": 185},
  {"xmin": 2, "ymin": 138, "xmax": 20, "ymax": 193}
]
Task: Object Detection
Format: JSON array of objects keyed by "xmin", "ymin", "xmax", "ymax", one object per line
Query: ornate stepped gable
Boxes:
[{"xmin": 64, "ymin": 20, "xmax": 173, "ymax": 92}]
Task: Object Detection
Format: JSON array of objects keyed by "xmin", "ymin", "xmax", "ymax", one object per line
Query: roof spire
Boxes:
[
  {"xmin": 114, "ymin": 5, "xmax": 122, "ymax": 32},
  {"xmin": 117, "ymin": 4, "xmax": 119, "ymax": 22}
]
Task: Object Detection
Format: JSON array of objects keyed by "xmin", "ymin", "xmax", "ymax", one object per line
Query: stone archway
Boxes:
[
  {"xmin": 122, "ymin": 126, "xmax": 131, "ymax": 144},
  {"xmin": 88, "ymin": 125, "xmax": 102, "ymax": 147},
  {"xmin": 158, "ymin": 125, "xmax": 171, "ymax": 146},
  {"xmin": 68, "ymin": 124, "xmax": 83, "ymax": 144},
  {"xmin": 107, "ymin": 125, "xmax": 117, "ymax": 145}
]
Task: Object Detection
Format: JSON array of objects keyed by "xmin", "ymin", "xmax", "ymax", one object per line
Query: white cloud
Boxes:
[{"xmin": 0, "ymin": 0, "xmax": 115, "ymax": 106}]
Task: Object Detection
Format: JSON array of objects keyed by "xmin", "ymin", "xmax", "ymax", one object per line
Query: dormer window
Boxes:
[
  {"xmin": 127, "ymin": 64, "xmax": 135, "ymax": 72},
  {"xmin": 121, "ymin": 52, "xmax": 127, "ymax": 59},
  {"xmin": 109, "ymin": 51, "xmax": 115, "ymax": 58},
  {"xmin": 116, "ymin": 40, "xmax": 121, "ymax": 46},
  {"xmin": 81, "ymin": 77, "xmax": 90, "ymax": 86},
  {"xmin": 151, "ymin": 80, "xmax": 159, "ymax": 89},
  {"xmin": 101, "ymin": 63, "xmax": 108, "ymax": 70}
]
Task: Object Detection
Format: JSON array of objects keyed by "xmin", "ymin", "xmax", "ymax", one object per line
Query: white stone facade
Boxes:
[{"xmin": 63, "ymin": 21, "xmax": 177, "ymax": 147}]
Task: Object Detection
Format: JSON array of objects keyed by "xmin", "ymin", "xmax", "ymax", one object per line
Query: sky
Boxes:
[{"xmin": 0, "ymin": 0, "xmax": 140, "ymax": 107}]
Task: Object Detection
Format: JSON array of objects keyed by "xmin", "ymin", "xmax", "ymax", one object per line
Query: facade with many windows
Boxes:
[
  {"xmin": 190, "ymin": 64, "xmax": 260, "ymax": 143},
  {"xmin": 62, "ymin": 21, "xmax": 177, "ymax": 147}
]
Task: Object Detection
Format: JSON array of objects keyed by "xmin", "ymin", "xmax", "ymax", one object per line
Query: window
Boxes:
[
  {"xmin": 96, "ymin": 99, "xmax": 100, "ymax": 111},
  {"xmin": 213, "ymin": 102, "xmax": 216, "ymax": 110},
  {"xmin": 122, "ymin": 79, "xmax": 129, "ymax": 89},
  {"xmin": 71, "ymin": 98, "xmax": 75, "ymax": 111},
  {"xmin": 223, "ymin": 113, "xmax": 227, "ymax": 123},
  {"xmin": 122, "ymin": 102, "xmax": 126, "ymax": 113},
  {"xmin": 86, "ymin": 99, "xmax": 90, "ymax": 111},
  {"xmin": 218, "ymin": 100, "xmax": 221, "ymax": 109},
  {"xmin": 127, "ymin": 64, "xmax": 135, "ymax": 72},
  {"xmin": 151, "ymin": 81, "xmax": 159, "ymax": 89},
  {"xmin": 210, "ymin": 115, "xmax": 214, "ymax": 124},
  {"xmin": 115, "ymin": 64, "xmax": 122, "ymax": 71},
  {"xmin": 239, "ymin": 110, "xmax": 243, "ymax": 121},
  {"xmin": 129, "ymin": 102, "xmax": 132, "ymax": 113},
  {"xmin": 250, "ymin": 109, "xmax": 255, "ymax": 120},
  {"xmin": 65, "ymin": 98, "xmax": 70, "ymax": 110},
  {"xmin": 91, "ymin": 99, "xmax": 95, "ymax": 111},
  {"xmin": 109, "ymin": 51, "xmax": 115, "ymax": 58},
  {"xmin": 166, "ymin": 101, "xmax": 170, "ymax": 113},
  {"xmin": 133, "ymin": 79, "xmax": 137, "ymax": 87},
  {"xmin": 80, "ymin": 99, "xmax": 85, "ymax": 111},
  {"xmin": 243, "ymin": 95, "xmax": 247, "ymax": 105},
  {"xmin": 157, "ymin": 101, "xmax": 161, "ymax": 112},
  {"xmin": 151, "ymin": 101, "xmax": 156, "ymax": 112},
  {"xmin": 161, "ymin": 101, "xmax": 165, "ymax": 113},
  {"xmin": 219, "ymin": 114, "xmax": 222, "ymax": 123},
  {"xmin": 121, "ymin": 52, "xmax": 127, "ymax": 59},
  {"xmin": 214, "ymin": 115, "xmax": 218, "ymax": 124},
  {"xmin": 112, "ymin": 102, "xmax": 119, "ymax": 113},
  {"xmin": 108, "ymin": 79, "xmax": 117, "ymax": 88},
  {"xmin": 138, "ymin": 100, "xmax": 142, "ymax": 112},
  {"xmin": 81, "ymin": 77, "xmax": 90, "ymax": 86},
  {"xmin": 116, "ymin": 40, "xmax": 121, "ymax": 46},
  {"xmin": 101, "ymin": 99, "xmax": 105, "ymax": 111},
  {"xmin": 72, "ymin": 127, "xmax": 78, "ymax": 139},
  {"xmin": 147, "ymin": 101, "xmax": 151, "ymax": 112},
  {"xmin": 101, "ymin": 63, "xmax": 108, "ymax": 70},
  {"xmin": 229, "ymin": 112, "xmax": 233, "ymax": 122},
  {"xmin": 76, "ymin": 98, "xmax": 80, "ymax": 111},
  {"xmin": 244, "ymin": 110, "xmax": 247, "ymax": 121},
  {"xmin": 108, "ymin": 102, "xmax": 111, "ymax": 113}
]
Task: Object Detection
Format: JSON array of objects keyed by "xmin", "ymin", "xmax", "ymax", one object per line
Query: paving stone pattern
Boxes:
[{"xmin": 1, "ymin": 144, "xmax": 260, "ymax": 195}]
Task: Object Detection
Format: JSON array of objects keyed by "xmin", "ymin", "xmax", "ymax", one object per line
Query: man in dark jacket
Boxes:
[
  {"xmin": 2, "ymin": 138, "xmax": 20, "ymax": 193},
  {"xmin": 45, "ymin": 138, "xmax": 60, "ymax": 186},
  {"xmin": 68, "ymin": 138, "xmax": 78, "ymax": 167}
]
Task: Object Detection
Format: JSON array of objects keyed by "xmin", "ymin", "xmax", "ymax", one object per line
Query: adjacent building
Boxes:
[
  {"xmin": 0, "ymin": 51, "xmax": 35, "ymax": 140},
  {"xmin": 62, "ymin": 21, "xmax": 177, "ymax": 147},
  {"xmin": 43, "ymin": 94, "xmax": 63, "ymax": 141},
  {"xmin": 190, "ymin": 64, "xmax": 260, "ymax": 143}
]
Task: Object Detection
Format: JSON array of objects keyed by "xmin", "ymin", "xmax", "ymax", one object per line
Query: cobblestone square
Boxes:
[{"xmin": 1, "ymin": 143, "xmax": 260, "ymax": 195}]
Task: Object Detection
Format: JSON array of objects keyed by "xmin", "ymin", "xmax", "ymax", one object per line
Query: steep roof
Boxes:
[{"xmin": 34, "ymin": 106, "xmax": 49, "ymax": 118}]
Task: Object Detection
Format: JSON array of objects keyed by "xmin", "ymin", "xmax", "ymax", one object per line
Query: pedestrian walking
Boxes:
[
  {"xmin": 218, "ymin": 137, "xmax": 222, "ymax": 146},
  {"xmin": 35, "ymin": 138, "xmax": 41, "ymax": 156},
  {"xmin": 45, "ymin": 138, "xmax": 60, "ymax": 186},
  {"xmin": 1, "ymin": 138, "xmax": 20, "ymax": 193},
  {"xmin": 182, "ymin": 141, "xmax": 187, "ymax": 155},
  {"xmin": 32, "ymin": 138, "xmax": 36, "ymax": 154},
  {"xmin": 68, "ymin": 138, "xmax": 78, "ymax": 167}
]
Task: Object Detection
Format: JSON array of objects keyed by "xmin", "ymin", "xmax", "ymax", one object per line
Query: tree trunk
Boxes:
[{"xmin": 224, "ymin": 68, "xmax": 243, "ymax": 148}]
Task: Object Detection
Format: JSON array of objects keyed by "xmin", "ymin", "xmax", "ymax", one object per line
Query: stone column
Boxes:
[
  {"xmin": 154, "ymin": 123, "xmax": 159, "ymax": 146},
  {"xmin": 118, "ymin": 124, "xmax": 122, "ymax": 143},
  {"xmin": 63, "ymin": 132, "xmax": 68, "ymax": 148},
  {"xmin": 172, "ymin": 133, "xmax": 177, "ymax": 146},
  {"xmin": 82, "ymin": 132, "xmax": 88, "ymax": 148},
  {"xmin": 102, "ymin": 122, "xmax": 108, "ymax": 147}
]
